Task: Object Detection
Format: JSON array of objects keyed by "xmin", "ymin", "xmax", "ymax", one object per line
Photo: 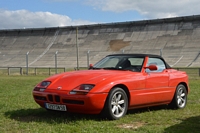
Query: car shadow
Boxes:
[
  {"xmin": 164, "ymin": 115, "xmax": 200, "ymax": 133},
  {"xmin": 5, "ymin": 106, "xmax": 200, "ymax": 132},
  {"xmin": 127, "ymin": 104, "xmax": 169, "ymax": 115},
  {"xmin": 4, "ymin": 108, "xmax": 104, "ymax": 123},
  {"xmin": 4, "ymin": 105, "xmax": 178, "ymax": 123}
]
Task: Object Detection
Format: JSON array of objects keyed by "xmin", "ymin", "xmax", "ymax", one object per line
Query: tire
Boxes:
[
  {"xmin": 102, "ymin": 87, "xmax": 128, "ymax": 120},
  {"xmin": 169, "ymin": 84, "xmax": 187, "ymax": 109}
]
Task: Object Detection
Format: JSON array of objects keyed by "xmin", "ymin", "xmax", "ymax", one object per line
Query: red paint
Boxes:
[{"xmin": 33, "ymin": 54, "xmax": 189, "ymax": 115}]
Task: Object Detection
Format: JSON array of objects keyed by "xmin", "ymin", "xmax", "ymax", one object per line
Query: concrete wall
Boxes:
[{"xmin": 1, "ymin": 15, "xmax": 200, "ymax": 68}]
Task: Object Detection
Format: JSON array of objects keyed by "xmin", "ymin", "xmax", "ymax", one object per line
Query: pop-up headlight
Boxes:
[
  {"xmin": 70, "ymin": 84, "xmax": 95, "ymax": 95},
  {"xmin": 34, "ymin": 81, "xmax": 51, "ymax": 92},
  {"xmin": 41, "ymin": 81, "xmax": 51, "ymax": 87}
]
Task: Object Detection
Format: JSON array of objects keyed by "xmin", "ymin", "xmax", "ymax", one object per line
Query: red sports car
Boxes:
[{"xmin": 33, "ymin": 54, "xmax": 189, "ymax": 120}]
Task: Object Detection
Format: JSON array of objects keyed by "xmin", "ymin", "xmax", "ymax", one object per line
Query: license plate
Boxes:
[{"xmin": 45, "ymin": 103, "xmax": 67, "ymax": 111}]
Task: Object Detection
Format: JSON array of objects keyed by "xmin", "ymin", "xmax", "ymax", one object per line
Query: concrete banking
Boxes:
[{"xmin": 0, "ymin": 15, "xmax": 200, "ymax": 68}]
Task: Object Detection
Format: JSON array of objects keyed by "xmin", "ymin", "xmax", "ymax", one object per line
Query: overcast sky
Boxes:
[{"xmin": 0, "ymin": 0, "xmax": 200, "ymax": 29}]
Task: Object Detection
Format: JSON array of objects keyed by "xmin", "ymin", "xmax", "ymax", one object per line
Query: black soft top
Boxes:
[{"xmin": 107, "ymin": 54, "xmax": 171, "ymax": 69}]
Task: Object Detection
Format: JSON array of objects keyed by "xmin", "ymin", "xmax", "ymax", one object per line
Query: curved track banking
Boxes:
[{"xmin": 0, "ymin": 15, "xmax": 200, "ymax": 68}]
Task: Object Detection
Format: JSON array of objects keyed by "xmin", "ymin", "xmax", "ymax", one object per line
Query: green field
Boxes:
[{"xmin": 0, "ymin": 75, "xmax": 200, "ymax": 133}]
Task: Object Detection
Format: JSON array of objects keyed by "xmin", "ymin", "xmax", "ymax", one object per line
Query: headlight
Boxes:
[
  {"xmin": 41, "ymin": 81, "xmax": 51, "ymax": 87},
  {"xmin": 70, "ymin": 84, "xmax": 95, "ymax": 95},
  {"xmin": 78, "ymin": 84, "xmax": 94, "ymax": 90},
  {"xmin": 33, "ymin": 81, "xmax": 51, "ymax": 91}
]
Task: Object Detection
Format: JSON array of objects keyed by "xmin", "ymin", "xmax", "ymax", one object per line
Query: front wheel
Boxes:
[
  {"xmin": 102, "ymin": 87, "xmax": 128, "ymax": 120},
  {"xmin": 169, "ymin": 84, "xmax": 187, "ymax": 109}
]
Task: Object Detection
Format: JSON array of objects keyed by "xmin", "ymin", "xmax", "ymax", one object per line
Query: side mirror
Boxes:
[{"xmin": 144, "ymin": 65, "xmax": 158, "ymax": 71}]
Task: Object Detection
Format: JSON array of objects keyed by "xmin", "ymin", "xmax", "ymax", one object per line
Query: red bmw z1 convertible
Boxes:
[{"xmin": 33, "ymin": 54, "xmax": 189, "ymax": 120}]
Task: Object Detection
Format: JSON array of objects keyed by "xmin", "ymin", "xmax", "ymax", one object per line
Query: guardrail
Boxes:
[
  {"xmin": 0, "ymin": 67, "xmax": 200, "ymax": 77},
  {"xmin": 174, "ymin": 67, "xmax": 200, "ymax": 77},
  {"xmin": 0, "ymin": 67, "xmax": 67, "ymax": 75}
]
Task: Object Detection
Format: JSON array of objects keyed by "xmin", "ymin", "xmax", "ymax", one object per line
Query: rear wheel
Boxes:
[
  {"xmin": 169, "ymin": 84, "xmax": 187, "ymax": 109},
  {"xmin": 102, "ymin": 87, "xmax": 128, "ymax": 120}
]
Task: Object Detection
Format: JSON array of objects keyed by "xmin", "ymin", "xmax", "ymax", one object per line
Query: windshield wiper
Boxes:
[
  {"xmin": 103, "ymin": 67, "xmax": 137, "ymax": 72},
  {"xmin": 90, "ymin": 67, "xmax": 101, "ymax": 70},
  {"xmin": 91, "ymin": 67, "xmax": 129, "ymax": 71},
  {"xmin": 102, "ymin": 67, "xmax": 122, "ymax": 70}
]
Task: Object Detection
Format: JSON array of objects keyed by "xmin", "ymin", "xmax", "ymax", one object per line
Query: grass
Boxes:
[{"xmin": 0, "ymin": 75, "xmax": 200, "ymax": 133}]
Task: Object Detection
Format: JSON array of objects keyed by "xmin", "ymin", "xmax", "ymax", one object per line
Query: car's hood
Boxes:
[{"xmin": 45, "ymin": 70, "xmax": 139, "ymax": 91}]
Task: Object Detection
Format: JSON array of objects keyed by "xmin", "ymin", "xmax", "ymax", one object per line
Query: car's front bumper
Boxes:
[{"xmin": 33, "ymin": 90, "xmax": 108, "ymax": 114}]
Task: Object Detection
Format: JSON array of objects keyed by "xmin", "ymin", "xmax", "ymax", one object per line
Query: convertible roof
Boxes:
[
  {"xmin": 107, "ymin": 54, "xmax": 171, "ymax": 68},
  {"xmin": 107, "ymin": 54, "xmax": 162, "ymax": 58}
]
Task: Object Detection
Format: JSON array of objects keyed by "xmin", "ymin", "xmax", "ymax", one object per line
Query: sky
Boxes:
[{"xmin": 0, "ymin": 0, "xmax": 200, "ymax": 29}]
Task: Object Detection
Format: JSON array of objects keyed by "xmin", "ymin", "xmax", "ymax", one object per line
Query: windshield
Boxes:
[{"xmin": 93, "ymin": 56, "xmax": 144, "ymax": 72}]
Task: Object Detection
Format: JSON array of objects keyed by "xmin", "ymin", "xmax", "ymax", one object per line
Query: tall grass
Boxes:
[{"xmin": 0, "ymin": 75, "xmax": 199, "ymax": 133}]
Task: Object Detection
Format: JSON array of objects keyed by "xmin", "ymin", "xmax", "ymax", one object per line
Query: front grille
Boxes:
[
  {"xmin": 63, "ymin": 99, "xmax": 84, "ymax": 105},
  {"xmin": 47, "ymin": 95, "xmax": 60, "ymax": 103},
  {"xmin": 55, "ymin": 95, "xmax": 60, "ymax": 102},
  {"xmin": 48, "ymin": 95, "xmax": 53, "ymax": 102},
  {"xmin": 34, "ymin": 96, "xmax": 47, "ymax": 101}
]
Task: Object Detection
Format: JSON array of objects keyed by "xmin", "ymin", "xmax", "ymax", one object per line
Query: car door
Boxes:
[{"xmin": 144, "ymin": 57, "xmax": 171, "ymax": 104}]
